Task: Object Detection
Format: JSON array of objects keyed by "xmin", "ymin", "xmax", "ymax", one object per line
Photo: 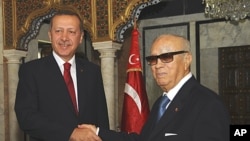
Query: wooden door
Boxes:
[{"xmin": 219, "ymin": 46, "xmax": 250, "ymax": 124}]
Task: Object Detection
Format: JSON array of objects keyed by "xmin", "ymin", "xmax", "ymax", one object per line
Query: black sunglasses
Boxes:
[{"xmin": 145, "ymin": 50, "xmax": 188, "ymax": 66}]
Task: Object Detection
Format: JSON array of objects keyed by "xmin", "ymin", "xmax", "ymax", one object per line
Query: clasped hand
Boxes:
[{"xmin": 69, "ymin": 124, "xmax": 99, "ymax": 141}]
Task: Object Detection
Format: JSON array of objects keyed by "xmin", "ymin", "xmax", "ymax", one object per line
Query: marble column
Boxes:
[
  {"xmin": 93, "ymin": 41, "xmax": 121, "ymax": 130},
  {"xmin": 3, "ymin": 49, "xmax": 27, "ymax": 141}
]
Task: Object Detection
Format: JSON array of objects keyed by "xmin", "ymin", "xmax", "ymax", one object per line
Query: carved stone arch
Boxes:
[
  {"xmin": 17, "ymin": 5, "xmax": 93, "ymax": 51},
  {"xmin": 115, "ymin": 0, "xmax": 161, "ymax": 42}
]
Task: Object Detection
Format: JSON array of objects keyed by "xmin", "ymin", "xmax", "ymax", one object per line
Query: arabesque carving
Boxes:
[{"xmin": 2, "ymin": 0, "xmax": 161, "ymax": 50}]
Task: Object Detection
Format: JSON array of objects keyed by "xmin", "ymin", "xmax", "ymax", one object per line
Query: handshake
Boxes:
[{"xmin": 69, "ymin": 124, "xmax": 100, "ymax": 141}]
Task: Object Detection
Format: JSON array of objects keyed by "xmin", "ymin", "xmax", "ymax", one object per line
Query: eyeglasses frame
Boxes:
[{"xmin": 145, "ymin": 50, "xmax": 188, "ymax": 65}]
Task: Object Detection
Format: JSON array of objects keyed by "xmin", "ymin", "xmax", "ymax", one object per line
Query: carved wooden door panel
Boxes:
[{"xmin": 219, "ymin": 46, "xmax": 250, "ymax": 124}]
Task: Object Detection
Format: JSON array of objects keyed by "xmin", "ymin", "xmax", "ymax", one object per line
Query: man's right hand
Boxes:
[
  {"xmin": 78, "ymin": 124, "xmax": 98, "ymax": 133},
  {"xmin": 69, "ymin": 127, "xmax": 101, "ymax": 141}
]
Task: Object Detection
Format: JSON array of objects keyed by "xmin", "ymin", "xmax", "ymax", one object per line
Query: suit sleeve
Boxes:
[
  {"xmin": 95, "ymin": 67, "xmax": 110, "ymax": 129},
  {"xmin": 99, "ymin": 128, "xmax": 140, "ymax": 141}
]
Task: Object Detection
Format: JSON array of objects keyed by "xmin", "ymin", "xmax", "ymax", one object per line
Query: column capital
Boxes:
[
  {"xmin": 93, "ymin": 41, "xmax": 122, "ymax": 58},
  {"xmin": 3, "ymin": 49, "xmax": 27, "ymax": 64}
]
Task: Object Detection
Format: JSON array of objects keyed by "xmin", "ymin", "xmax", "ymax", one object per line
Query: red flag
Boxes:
[{"xmin": 121, "ymin": 27, "xmax": 150, "ymax": 134}]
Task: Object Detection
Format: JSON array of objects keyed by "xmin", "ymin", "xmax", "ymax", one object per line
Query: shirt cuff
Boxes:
[{"xmin": 96, "ymin": 127, "xmax": 100, "ymax": 135}]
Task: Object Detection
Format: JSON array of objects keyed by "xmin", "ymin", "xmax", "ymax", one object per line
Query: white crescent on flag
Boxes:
[
  {"xmin": 124, "ymin": 83, "xmax": 142, "ymax": 113},
  {"xmin": 129, "ymin": 54, "xmax": 136, "ymax": 65}
]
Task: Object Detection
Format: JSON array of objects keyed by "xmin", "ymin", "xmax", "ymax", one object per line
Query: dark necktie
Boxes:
[
  {"xmin": 63, "ymin": 62, "xmax": 78, "ymax": 115},
  {"xmin": 156, "ymin": 95, "xmax": 170, "ymax": 123}
]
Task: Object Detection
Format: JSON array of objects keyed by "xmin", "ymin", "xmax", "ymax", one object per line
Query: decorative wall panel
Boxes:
[
  {"xmin": 16, "ymin": 1, "xmax": 45, "ymax": 30},
  {"xmin": 96, "ymin": 0, "xmax": 109, "ymax": 39},
  {"xmin": 3, "ymin": 1, "xmax": 14, "ymax": 49},
  {"xmin": 3, "ymin": 0, "xmax": 159, "ymax": 50}
]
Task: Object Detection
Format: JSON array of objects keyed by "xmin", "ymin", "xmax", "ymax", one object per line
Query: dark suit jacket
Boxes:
[
  {"xmin": 15, "ymin": 54, "xmax": 109, "ymax": 141},
  {"xmin": 99, "ymin": 76, "xmax": 230, "ymax": 141}
]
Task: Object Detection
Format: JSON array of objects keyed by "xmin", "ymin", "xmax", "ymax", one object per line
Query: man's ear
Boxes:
[
  {"xmin": 184, "ymin": 52, "xmax": 192, "ymax": 70},
  {"xmin": 80, "ymin": 32, "xmax": 84, "ymax": 44}
]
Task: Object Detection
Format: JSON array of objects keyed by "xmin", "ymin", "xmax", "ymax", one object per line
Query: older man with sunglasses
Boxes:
[{"xmin": 79, "ymin": 34, "xmax": 230, "ymax": 141}]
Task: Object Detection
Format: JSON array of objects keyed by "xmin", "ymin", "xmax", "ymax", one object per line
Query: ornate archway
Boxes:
[{"xmin": 2, "ymin": 0, "xmax": 163, "ymax": 50}]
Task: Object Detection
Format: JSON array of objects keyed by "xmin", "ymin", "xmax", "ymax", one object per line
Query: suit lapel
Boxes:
[
  {"xmin": 147, "ymin": 98, "xmax": 183, "ymax": 140},
  {"xmin": 75, "ymin": 58, "xmax": 89, "ymax": 117},
  {"xmin": 154, "ymin": 98, "xmax": 183, "ymax": 131},
  {"xmin": 148, "ymin": 76, "xmax": 197, "ymax": 139},
  {"xmin": 46, "ymin": 55, "xmax": 78, "ymax": 116}
]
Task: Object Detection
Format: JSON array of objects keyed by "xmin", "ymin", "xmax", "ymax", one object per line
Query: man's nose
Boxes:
[
  {"xmin": 61, "ymin": 32, "xmax": 69, "ymax": 41},
  {"xmin": 155, "ymin": 58, "xmax": 164, "ymax": 68}
]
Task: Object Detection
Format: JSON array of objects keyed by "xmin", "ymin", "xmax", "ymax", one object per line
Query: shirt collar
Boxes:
[
  {"xmin": 164, "ymin": 72, "xmax": 192, "ymax": 101},
  {"xmin": 52, "ymin": 51, "xmax": 76, "ymax": 73},
  {"xmin": 53, "ymin": 51, "xmax": 75, "ymax": 66}
]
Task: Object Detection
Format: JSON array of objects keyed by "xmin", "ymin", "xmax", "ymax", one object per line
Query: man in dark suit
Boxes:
[
  {"xmin": 14, "ymin": 9, "xmax": 109, "ymax": 141},
  {"xmin": 80, "ymin": 34, "xmax": 230, "ymax": 141}
]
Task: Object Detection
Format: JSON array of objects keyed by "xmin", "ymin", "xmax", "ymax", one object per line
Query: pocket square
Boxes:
[{"xmin": 165, "ymin": 133, "xmax": 177, "ymax": 136}]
